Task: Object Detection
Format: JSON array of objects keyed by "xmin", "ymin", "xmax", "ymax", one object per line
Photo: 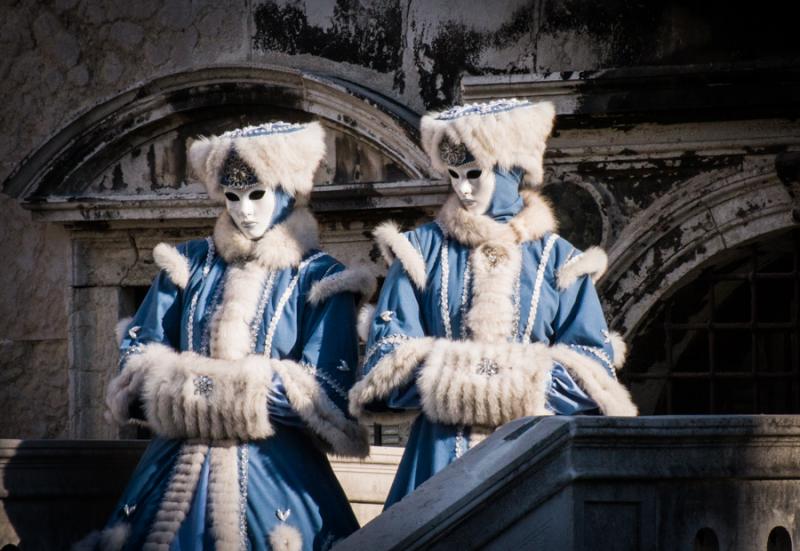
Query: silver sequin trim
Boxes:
[
  {"xmin": 199, "ymin": 279, "xmax": 226, "ymax": 356},
  {"xmin": 303, "ymin": 363, "xmax": 348, "ymax": 400},
  {"xmin": 455, "ymin": 426, "xmax": 466, "ymax": 458},
  {"xmin": 459, "ymin": 256, "xmax": 472, "ymax": 340},
  {"xmin": 523, "ymin": 234, "xmax": 559, "ymax": 342},
  {"xmin": 238, "ymin": 444, "xmax": 249, "ymax": 548},
  {"xmin": 440, "ymin": 236, "xmax": 453, "ymax": 339},
  {"xmin": 572, "ymin": 344, "xmax": 615, "ymax": 376},
  {"xmin": 362, "ymin": 334, "xmax": 412, "ymax": 368},
  {"xmin": 264, "ymin": 252, "xmax": 327, "ymax": 355},
  {"xmin": 249, "ymin": 272, "xmax": 277, "ymax": 352},
  {"xmin": 511, "ymin": 258, "xmax": 523, "ymax": 342},
  {"xmin": 187, "ymin": 238, "xmax": 217, "ymax": 352}
]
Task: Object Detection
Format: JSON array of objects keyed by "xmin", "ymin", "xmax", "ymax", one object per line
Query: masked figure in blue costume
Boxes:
[
  {"xmin": 81, "ymin": 122, "xmax": 375, "ymax": 550},
  {"xmin": 349, "ymin": 99, "xmax": 638, "ymax": 509}
]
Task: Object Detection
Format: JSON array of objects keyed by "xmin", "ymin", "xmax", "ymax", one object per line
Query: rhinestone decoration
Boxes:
[
  {"xmin": 437, "ymin": 135, "xmax": 468, "ymax": 166},
  {"xmin": 127, "ymin": 325, "xmax": 140, "ymax": 339},
  {"xmin": 219, "ymin": 149, "xmax": 259, "ymax": 190},
  {"xmin": 482, "ymin": 245, "xmax": 500, "ymax": 267},
  {"xmin": 221, "ymin": 121, "xmax": 305, "ymax": 139},
  {"xmin": 476, "ymin": 358, "xmax": 499, "ymax": 377},
  {"xmin": 193, "ymin": 375, "xmax": 214, "ymax": 397},
  {"xmin": 436, "ymin": 98, "xmax": 531, "ymax": 121},
  {"xmin": 602, "ymin": 329, "xmax": 611, "ymax": 344},
  {"xmin": 276, "ymin": 508, "xmax": 291, "ymax": 522},
  {"xmin": 379, "ymin": 310, "xmax": 394, "ymax": 322},
  {"xmin": 122, "ymin": 503, "xmax": 137, "ymax": 518},
  {"xmin": 336, "ymin": 359, "xmax": 350, "ymax": 372}
]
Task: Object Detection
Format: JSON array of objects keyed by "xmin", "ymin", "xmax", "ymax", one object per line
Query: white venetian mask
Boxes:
[
  {"xmin": 446, "ymin": 160, "xmax": 496, "ymax": 215},
  {"xmin": 223, "ymin": 183, "xmax": 276, "ymax": 240}
]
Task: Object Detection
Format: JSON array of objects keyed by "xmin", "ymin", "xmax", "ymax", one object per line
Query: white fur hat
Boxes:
[
  {"xmin": 188, "ymin": 121, "xmax": 326, "ymax": 202},
  {"xmin": 420, "ymin": 99, "xmax": 556, "ymax": 186}
]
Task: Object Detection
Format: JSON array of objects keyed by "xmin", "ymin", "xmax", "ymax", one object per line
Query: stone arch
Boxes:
[
  {"xmin": 602, "ymin": 158, "xmax": 797, "ymax": 337},
  {"xmin": 3, "ymin": 65, "xmax": 432, "ymax": 211}
]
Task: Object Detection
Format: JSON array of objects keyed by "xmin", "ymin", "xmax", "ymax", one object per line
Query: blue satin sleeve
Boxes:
[
  {"xmin": 548, "ymin": 273, "xmax": 616, "ymax": 414},
  {"xmin": 268, "ymin": 280, "xmax": 361, "ymax": 427},
  {"xmin": 362, "ymin": 259, "xmax": 427, "ymax": 412},
  {"xmin": 118, "ymin": 269, "xmax": 182, "ymax": 368}
]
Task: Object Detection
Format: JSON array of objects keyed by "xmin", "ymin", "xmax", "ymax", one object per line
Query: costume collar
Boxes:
[
  {"xmin": 436, "ymin": 189, "xmax": 557, "ymax": 247},
  {"xmin": 213, "ymin": 206, "xmax": 319, "ymax": 270}
]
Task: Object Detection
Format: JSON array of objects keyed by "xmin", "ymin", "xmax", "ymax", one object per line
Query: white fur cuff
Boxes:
[
  {"xmin": 273, "ymin": 360, "xmax": 369, "ymax": 458},
  {"xmin": 418, "ymin": 340, "xmax": 553, "ymax": 427},
  {"xmin": 307, "ymin": 266, "xmax": 377, "ymax": 306},
  {"xmin": 373, "ymin": 221, "xmax": 427, "ymax": 290},
  {"xmin": 557, "ymin": 246, "xmax": 608, "ymax": 290},
  {"xmin": 113, "ymin": 343, "xmax": 274, "ymax": 441}
]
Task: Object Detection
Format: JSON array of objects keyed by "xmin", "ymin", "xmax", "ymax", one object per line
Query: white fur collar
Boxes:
[
  {"xmin": 213, "ymin": 207, "xmax": 319, "ymax": 271},
  {"xmin": 436, "ymin": 189, "xmax": 557, "ymax": 247}
]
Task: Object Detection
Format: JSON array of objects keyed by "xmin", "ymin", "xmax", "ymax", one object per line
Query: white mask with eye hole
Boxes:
[
  {"xmin": 223, "ymin": 184, "xmax": 276, "ymax": 240},
  {"xmin": 446, "ymin": 161, "xmax": 496, "ymax": 214}
]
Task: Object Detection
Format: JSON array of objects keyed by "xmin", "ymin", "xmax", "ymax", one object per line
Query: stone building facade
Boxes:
[{"xmin": 1, "ymin": 0, "xmax": 799, "ymax": 452}]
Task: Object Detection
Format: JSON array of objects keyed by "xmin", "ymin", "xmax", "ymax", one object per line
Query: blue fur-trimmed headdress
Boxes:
[
  {"xmin": 420, "ymin": 99, "xmax": 556, "ymax": 186},
  {"xmin": 188, "ymin": 121, "xmax": 326, "ymax": 202}
]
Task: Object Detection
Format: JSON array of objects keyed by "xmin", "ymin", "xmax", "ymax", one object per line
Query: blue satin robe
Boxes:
[
  {"xmin": 105, "ymin": 236, "xmax": 360, "ymax": 550},
  {"xmin": 363, "ymin": 222, "xmax": 619, "ymax": 508}
]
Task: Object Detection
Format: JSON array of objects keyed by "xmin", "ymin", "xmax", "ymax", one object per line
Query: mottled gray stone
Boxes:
[
  {"xmin": 109, "ymin": 21, "xmax": 144, "ymax": 52},
  {"xmin": 338, "ymin": 416, "xmax": 800, "ymax": 551}
]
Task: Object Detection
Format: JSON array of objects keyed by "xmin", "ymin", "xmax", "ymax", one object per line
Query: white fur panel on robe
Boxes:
[
  {"xmin": 556, "ymin": 246, "xmax": 608, "ymax": 290},
  {"xmin": 466, "ymin": 241, "xmax": 522, "ymax": 342},
  {"xmin": 272, "ymin": 360, "xmax": 370, "ymax": 457},
  {"xmin": 418, "ymin": 340, "xmax": 553, "ymax": 427},
  {"xmin": 188, "ymin": 121, "xmax": 326, "ymax": 202},
  {"xmin": 421, "ymin": 101, "xmax": 556, "ymax": 186},
  {"xmin": 152, "ymin": 243, "xmax": 191, "ymax": 289},
  {"xmin": 373, "ymin": 221, "xmax": 427, "ymax": 290},
  {"xmin": 208, "ymin": 444, "xmax": 241, "ymax": 549},
  {"xmin": 114, "ymin": 343, "xmax": 274, "ymax": 441},
  {"xmin": 209, "ymin": 261, "xmax": 266, "ymax": 361},
  {"xmin": 357, "ymin": 303, "xmax": 376, "ymax": 343},
  {"xmin": 72, "ymin": 521, "xmax": 131, "ymax": 551},
  {"xmin": 144, "ymin": 442, "xmax": 209, "ymax": 550},
  {"xmin": 307, "ymin": 265, "xmax": 377, "ymax": 307}
]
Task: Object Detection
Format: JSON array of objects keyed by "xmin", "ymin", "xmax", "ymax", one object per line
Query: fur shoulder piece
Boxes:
[
  {"xmin": 556, "ymin": 246, "xmax": 608, "ymax": 290},
  {"xmin": 307, "ymin": 265, "xmax": 377, "ymax": 306},
  {"xmin": 373, "ymin": 221, "xmax": 427, "ymax": 290},
  {"xmin": 188, "ymin": 121, "xmax": 326, "ymax": 202},
  {"xmin": 421, "ymin": 99, "xmax": 555, "ymax": 186},
  {"xmin": 153, "ymin": 243, "xmax": 191, "ymax": 289}
]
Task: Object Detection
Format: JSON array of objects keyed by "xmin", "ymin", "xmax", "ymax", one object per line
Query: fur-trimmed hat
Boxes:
[
  {"xmin": 420, "ymin": 99, "xmax": 556, "ymax": 186},
  {"xmin": 188, "ymin": 121, "xmax": 326, "ymax": 202}
]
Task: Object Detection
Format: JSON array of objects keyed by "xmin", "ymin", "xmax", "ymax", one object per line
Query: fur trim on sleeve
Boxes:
[
  {"xmin": 418, "ymin": 340, "xmax": 553, "ymax": 427},
  {"xmin": 556, "ymin": 246, "xmax": 608, "ymax": 290},
  {"xmin": 272, "ymin": 360, "xmax": 369, "ymax": 457},
  {"xmin": 608, "ymin": 331, "xmax": 628, "ymax": 370},
  {"xmin": 550, "ymin": 344, "xmax": 638, "ymax": 415},
  {"xmin": 348, "ymin": 337, "xmax": 434, "ymax": 423},
  {"xmin": 357, "ymin": 304, "xmax": 376, "ymax": 343},
  {"xmin": 110, "ymin": 343, "xmax": 274, "ymax": 441},
  {"xmin": 269, "ymin": 524, "xmax": 303, "ymax": 551},
  {"xmin": 373, "ymin": 221, "xmax": 427, "ymax": 290},
  {"xmin": 421, "ymin": 100, "xmax": 555, "ymax": 186},
  {"xmin": 153, "ymin": 243, "xmax": 191, "ymax": 289},
  {"xmin": 307, "ymin": 266, "xmax": 377, "ymax": 306}
]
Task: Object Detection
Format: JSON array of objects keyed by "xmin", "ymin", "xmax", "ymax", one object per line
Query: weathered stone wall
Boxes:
[{"xmin": 1, "ymin": 1, "xmax": 799, "ymax": 438}]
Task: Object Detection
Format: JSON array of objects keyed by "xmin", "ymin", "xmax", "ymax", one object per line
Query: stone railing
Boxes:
[
  {"xmin": 338, "ymin": 416, "xmax": 800, "ymax": 551},
  {"xmin": 0, "ymin": 440, "xmax": 401, "ymax": 550}
]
